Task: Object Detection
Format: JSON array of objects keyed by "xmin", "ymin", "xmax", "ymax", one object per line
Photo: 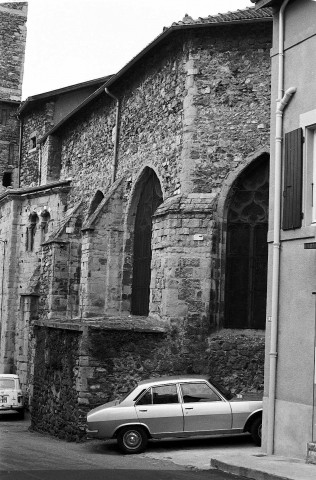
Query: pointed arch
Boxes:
[
  {"xmin": 87, "ymin": 190, "xmax": 104, "ymax": 217},
  {"xmin": 123, "ymin": 167, "xmax": 163, "ymax": 316},
  {"xmin": 212, "ymin": 150, "xmax": 270, "ymax": 330}
]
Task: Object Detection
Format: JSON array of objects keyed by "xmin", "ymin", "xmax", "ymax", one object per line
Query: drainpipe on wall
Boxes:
[
  {"xmin": 267, "ymin": 0, "xmax": 296, "ymax": 456},
  {"xmin": 104, "ymin": 88, "xmax": 120, "ymax": 184},
  {"xmin": 17, "ymin": 117, "xmax": 23, "ymax": 188},
  {"xmin": 0, "ymin": 240, "xmax": 7, "ymax": 326}
]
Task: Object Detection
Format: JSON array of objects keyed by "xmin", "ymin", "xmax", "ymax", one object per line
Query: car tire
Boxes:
[
  {"xmin": 250, "ymin": 416, "xmax": 262, "ymax": 446},
  {"xmin": 117, "ymin": 426, "xmax": 148, "ymax": 454}
]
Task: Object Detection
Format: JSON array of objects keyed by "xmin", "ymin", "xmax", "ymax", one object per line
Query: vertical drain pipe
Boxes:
[
  {"xmin": 267, "ymin": 0, "xmax": 296, "ymax": 455},
  {"xmin": 105, "ymin": 88, "xmax": 120, "ymax": 184}
]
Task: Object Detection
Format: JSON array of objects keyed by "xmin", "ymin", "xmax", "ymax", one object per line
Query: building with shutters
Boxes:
[
  {"xmin": 253, "ymin": 0, "xmax": 316, "ymax": 463},
  {"xmin": 0, "ymin": 5, "xmax": 274, "ymax": 438}
]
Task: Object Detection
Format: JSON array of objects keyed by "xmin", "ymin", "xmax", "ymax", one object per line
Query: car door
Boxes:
[
  {"xmin": 135, "ymin": 383, "xmax": 183, "ymax": 436},
  {"xmin": 180, "ymin": 382, "xmax": 232, "ymax": 434}
]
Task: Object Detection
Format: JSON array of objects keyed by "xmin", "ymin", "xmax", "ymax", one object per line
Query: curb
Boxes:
[{"xmin": 211, "ymin": 459, "xmax": 289, "ymax": 480}]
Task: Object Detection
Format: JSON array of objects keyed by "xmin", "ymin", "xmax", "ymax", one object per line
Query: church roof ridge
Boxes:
[{"xmin": 169, "ymin": 6, "xmax": 272, "ymax": 27}]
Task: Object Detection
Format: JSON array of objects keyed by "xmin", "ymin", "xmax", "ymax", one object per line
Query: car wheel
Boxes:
[
  {"xmin": 250, "ymin": 416, "xmax": 262, "ymax": 446},
  {"xmin": 117, "ymin": 426, "xmax": 148, "ymax": 454}
]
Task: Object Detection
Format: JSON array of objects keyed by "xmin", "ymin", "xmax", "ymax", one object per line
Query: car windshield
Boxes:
[
  {"xmin": 209, "ymin": 378, "xmax": 234, "ymax": 400},
  {"xmin": 0, "ymin": 379, "xmax": 15, "ymax": 389}
]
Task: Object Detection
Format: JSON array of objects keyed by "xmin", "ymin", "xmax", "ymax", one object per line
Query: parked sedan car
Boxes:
[
  {"xmin": 86, "ymin": 375, "xmax": 262, "ymax": 454},
  {"xmin": 0, "ymin": 374, "xmax": 25, "ymax": 418}
]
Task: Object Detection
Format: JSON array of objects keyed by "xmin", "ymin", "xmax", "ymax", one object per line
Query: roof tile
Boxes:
[{"xmin": 171, "ymin": 6, "xmax": 272, "ymax": 26}]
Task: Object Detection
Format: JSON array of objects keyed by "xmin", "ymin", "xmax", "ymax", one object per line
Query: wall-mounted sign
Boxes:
[{"xmin": 304, "ymin": 242, "xmax": 316, "ymax": 249}]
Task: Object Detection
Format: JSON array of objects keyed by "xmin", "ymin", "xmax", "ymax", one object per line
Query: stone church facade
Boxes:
[{"xmin": 0, "ymin": 5, "xmax": 273, "ymax": 438}]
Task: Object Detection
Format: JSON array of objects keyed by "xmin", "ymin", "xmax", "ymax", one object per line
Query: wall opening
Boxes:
[
  {"xmin": 26, "ymin": 212, "xmax": 39, "ymax": 252},
  {"xmin": 88, "ymin": 190, "xmax": 104, "ymax": 217},
  {"xmin": 131, "ymin": 169, "xmax": 163, "ymax": 316},
  {"xmin": 2, "ymin": 171, "xmax": 12, "ymax": 187},
  {"xmin": 224, "ymin": 155, "xmax": 269, "ymax": 329}
]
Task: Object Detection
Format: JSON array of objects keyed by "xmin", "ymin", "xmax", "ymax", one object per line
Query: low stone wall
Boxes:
[
  {"xmin": 30, "ymin": 322, "xmax": 265, "ymax": 441},
  {"xmin": 208, "ymin": 330, "xmax": 265, "ymax": 394},
  {"xmin": 31, "ymin": 326, "xmax": 84, "ymax": 441}
]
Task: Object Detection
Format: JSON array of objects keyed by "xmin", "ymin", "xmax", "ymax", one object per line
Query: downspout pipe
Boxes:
[
  {"xmin": 17, "ymin": 117, "xmax": 23, "ymax": 188},
  {"xmin": 105, "ymin": 88, "xmax": 120, "ymax": 184},
  {"xmin": 267, "ymin": 0, "xmax": 296, "ymax": 456}
]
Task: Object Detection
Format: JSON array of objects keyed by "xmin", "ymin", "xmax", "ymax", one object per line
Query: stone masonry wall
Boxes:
[
  {"xmin": 0, "ymin": 2, "xmax": 27, "ymax": 101},
  {"xmin": 29, "ymin": 322, "xmax": 264, "ymax": 440},
  {"xmin": 58, "ymin": 37, "xmax": 185, "ymax": 209},
  {"xmin": 0, "ymin": 185, "xmax": 70, "ymax": 375},
  {"xmin": 209, "ymin": 330, "xmax": 265, "ymax": 393},
  {"xmin": 0, "ymin": 2, "xmax": 27, "ymax": 192},
  {"xmin": 188, "ymin": 24, "xmax": 271, "ymax": 193},
  {"xmin": 20, "ymin": 102, "xmax": 55, "ymax": 187},
  {"xmin": 31, "ymin": 326, "xmax": 83, "ymax": 441},
  {"xmin": 0, "ymin": 101, "xmax": 20, "ymax": 192}
]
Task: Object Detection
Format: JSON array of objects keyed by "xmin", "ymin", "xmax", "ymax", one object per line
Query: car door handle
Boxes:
[
  {"xmin": 185, "ymin": 407, "xmax": 193, "ymax": 410},
  {"xmin": 138, "ymin": 409, "xmax": 147, "ymax": 412}
]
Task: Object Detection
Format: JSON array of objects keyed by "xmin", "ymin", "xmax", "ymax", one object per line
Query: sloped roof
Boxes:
[
  {"xmin": 40, "ymin": 6, "xmax": 272, "ymax": 143},
  {"xmin": 171, "ymin": 7, "xmax": 272, "ymax": 26},
  {"xmin": 19, "ymin": 75, "xmax": 113, "ymax": 116}
]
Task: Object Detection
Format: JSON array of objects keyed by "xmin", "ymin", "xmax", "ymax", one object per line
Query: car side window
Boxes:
[
  {"xmin": 152, "ymin": 384, "xmax": 179, "ymax": 404},
  {"xmin": 180, "ymin": 382, "xmax": 221, "ymax": 403},
  {"xmin": 136, "ymin": 389, "xmax": 152, "ymax": 405}
]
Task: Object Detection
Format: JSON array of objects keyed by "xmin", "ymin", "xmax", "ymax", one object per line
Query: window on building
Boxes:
[
  {"xmin": 40, "ymin": 209, "xmax": 50, "ymax": 241},
  {"xmin": 26, "ymin": 212, "xmax": 39, "ymax": 252},
  {"xmin": 2, "ymin": 172, "xmax": 12, "ymax": 187},
  {"xmin": 282, "ymin": 128, "xmax": 304, "ymax": 230},
  {"xmin": 30, "ymin": 135, "xmax": 37, "ymax": 150},
  {"xmin": 0, "ymin": 108, "xmax": 8, "ymax": 126}
]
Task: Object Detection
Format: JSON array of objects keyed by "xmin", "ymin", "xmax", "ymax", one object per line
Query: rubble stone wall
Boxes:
[
  {"xmin": 31, "ymin": 326, "xmax": 84, "ymax": 441},
  {"xmin": 188, "ymin": 24, "xmax": 271, "ymax": 193},
  {"xmin": 0, "ymin": 2, "xmax": 27, "ymax": 101},
  {"xmin": 30, "ymin": 323, "xmax": 264, "ymax": 440}
]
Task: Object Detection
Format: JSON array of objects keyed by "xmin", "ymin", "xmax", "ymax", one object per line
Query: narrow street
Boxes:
[{"xmin": 0, "ymin": 412, "xmax": 250, "ymax": 480}]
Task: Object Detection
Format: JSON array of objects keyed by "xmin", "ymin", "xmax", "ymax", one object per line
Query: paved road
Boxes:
[{"xmin": 0, "ymin": 411, "xmax": 248, "ymax": 480}]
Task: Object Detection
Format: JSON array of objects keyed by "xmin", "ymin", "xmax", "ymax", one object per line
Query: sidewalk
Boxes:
[
  {"xmin": 211, "ymin": 452, "xmax": 316, "ymax": 480},
  {"xmin": 142, "ymin": 435, "xmax": 316, "ymax": 480}
]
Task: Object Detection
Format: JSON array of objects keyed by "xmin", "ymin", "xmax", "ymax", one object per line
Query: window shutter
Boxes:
[{"xmin": 282, "ymin": 128, "xmax": 303, "ymax": 230}]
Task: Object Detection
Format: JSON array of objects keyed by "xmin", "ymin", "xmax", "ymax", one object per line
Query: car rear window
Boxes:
[
  {"xmin": 181, "ymin": 382, "xmax": 221, "ymax": 403},
  {"xmin": 209, "ymin": 378, "xmax": 234, "ymax": 400},
  {"xmin": 0, "ymin": 379, "xmax": 15, "ymax": 389}
]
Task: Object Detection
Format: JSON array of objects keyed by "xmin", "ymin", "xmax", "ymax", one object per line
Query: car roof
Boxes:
[{"xmin": 137, "ymin": 375, "xmax": 210, "ymax": 387}]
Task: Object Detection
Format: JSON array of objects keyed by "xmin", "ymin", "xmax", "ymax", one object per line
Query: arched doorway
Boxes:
[
  {"xmin": 224, "ymin": 156, "xmax": 269, "ymax": 329},
  {"xmin": 131, "ymin": 169, "xmax": 163, "ymax": 315}
]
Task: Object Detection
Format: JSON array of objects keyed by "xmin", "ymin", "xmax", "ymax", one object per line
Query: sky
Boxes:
[{"xmin": 6, "ymin": 0, "xmax": 254, "ymax": 99}]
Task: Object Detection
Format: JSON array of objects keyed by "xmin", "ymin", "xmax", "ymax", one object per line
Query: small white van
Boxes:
[{"xmin": 0, "ymin": 374, "xmax": 24, "ymax": 417}]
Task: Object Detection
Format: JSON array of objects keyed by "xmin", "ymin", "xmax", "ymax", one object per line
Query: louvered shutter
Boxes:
[{"xmin": 282, "ymin": 128, "xmax": 303, "ymax": 230}]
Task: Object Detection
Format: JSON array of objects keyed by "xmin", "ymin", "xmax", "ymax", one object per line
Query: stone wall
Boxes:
[
  {"xmin": 29, "ymin": 321, "xmax": 264, "ymax": 440},
  {"xmin": 31, "ymin": 326, "xmax": 84, "ymax": 441},
  {"xmin": 0, "ymin": 183, "xmax": 71, "ymax": 374},
  {"xmin": 19, "ymin": 102, "xmax": 55, "ymax": 187},
  {"xmin": 208, "ymin": 330, "xmax": 265, "ymax": 393},
  {"xmin": 188, "ymin": 24, "xmax": 271, "ymax": 194},
  {"xmin": 0, "ymin": 2, "xmax": 27, "ymax": 101},
  {"xmin": 0, "ymin": 2, "xmax": 27, "ymax": 192}
]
